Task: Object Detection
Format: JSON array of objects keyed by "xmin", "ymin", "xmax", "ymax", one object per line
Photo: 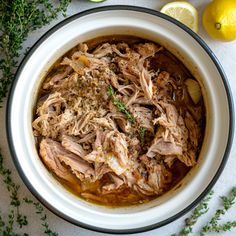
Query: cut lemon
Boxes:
[{"xmin": 160, "ymin": 1, "xmax": 198, "ymax": 32}]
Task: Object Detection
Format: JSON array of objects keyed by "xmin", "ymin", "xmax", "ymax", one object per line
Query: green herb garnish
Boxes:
[
  {"xmin": 200, "ymin": 187, "xmax": 236, "ymax": 236},
  {"xmin": 139, "ymin": 127, "xmax": 146, "ymax": 145},
  {"xmin": 24, "ymin": 198, "xmax": 58, "ymax": 236},
  {"xmin": 107, "ymin": 85, "xmax": 135, "ymax": 123},
  {"xmin": 172, "ymin": 190, "xmax": 214, "ymax": 236},
  {"xmin": 172, "ymin": 188, "xmax": 236, "ymax": 236},
  {"xmin": 0, "ymin": 1, "xmax": 71, "ymax": 235},
  {"xmin": 107, "ymin": 84, "xmax": 116, "ymax": 97},
  {"xmin": 0, "ymin": 0, "xmax": 71, "ymax": 106}
]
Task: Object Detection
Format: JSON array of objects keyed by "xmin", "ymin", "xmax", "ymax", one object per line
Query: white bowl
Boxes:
[{"xmin": 6, "ymin": 6, "xmax": 234, "ymax": 234}]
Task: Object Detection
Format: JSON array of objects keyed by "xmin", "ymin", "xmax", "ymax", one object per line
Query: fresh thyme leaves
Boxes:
[
  {"xmin": 5, "ymin": 210, "xmax": 15, "ymax": 236},
  {"xmin": 0, "ymin": 0, "xmax": 71, "ymax": 106},
  {"xmin": 0, "ymin": 141, "xmax": 59, "ymax": 234},
  {"xmin": 113, "ymin": 99, "xmax": 135, "ymax": 123},
  {"xmin": 200, "ymin": 187, "xmax": 236, "ymax": 235},
  {"xmin": 17, "ymin": 213, "xmax": 28, "ymax": 228},
  {"xmin": 0, "ymin": 150, "xmax": 26, "ymax": 231},
  {"xmin": 108, "ymin": 85, "xmax": 147, "ymax": 144},
  {"xmin": 209, "ymin": 221, "xmax": 236, "ymax": 233},
  {"xmin": 173, "ymin": 188, "xmax": 236, "ymax": 236},
  {"xmin": 107, "ymin": 85, "xmax": 135, "ymax": 123},
  {"xmin": 139, "ymin": 127, "xmax": 146, "ymax": 145},
  {"xmin": 107, "ymin": 84, "xmax": 116, "ymax": 97},
  {"xmin": 172, "ymin": 190, "xmax": 214, "ymax": 236},
  {"xmin": 0, "ymin": 209, "xmax": 22, "ymax": 236},
  {"xmin": 0, "ymin": 1, "xmax": 72, "ymax": 235},
  {"xmin": 221, "ymin": 187, "xmax": 236, "ymax": 210},
  {"xmin": 24, "ymin": 198, "xmax": 58, "ymax": 236}
]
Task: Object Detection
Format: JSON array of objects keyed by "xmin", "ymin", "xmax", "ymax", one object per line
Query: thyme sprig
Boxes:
[
  {"xmin": 0, "ymin": 1, "xmax": 72, "ymax": 235},
  {"xmin": 0, "ymin": 0, "xmax": 71, "ymax": 106},
  {"xmin": 0, "ymin": 123, "xmax": 58, "ymax": 235},
  {"xmin": 173, "ymin": 188, "xmax": 236, "ymax": 236},
  {"xmin": 107, "ymin": 85, "xmax": 135, "ymax": 123},
  {"xmin": 172, "ymin": 190, "xmax": 214, "ymax": 236},
  {"xmin": 24, "ymin": 198, "xmax": 58, "ymax": 236},
  {"xmin": 200, "ymin": 187, "xmax": 236, "ymax": 235},
  {"xmin": 0, "ymin": 151, "xmax": 27, "ymax": 230},
  {"xmin": 139, "ymin": 127, "xmax": 146, "ymax": 145}
]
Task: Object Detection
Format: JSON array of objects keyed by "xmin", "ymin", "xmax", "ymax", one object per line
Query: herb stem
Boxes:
[
  {"xmin": 107, "ymin": 85, "xmax": 135, "ymax": 123},
  {"xmin": 0, "ymin": 1, "xmax": 72, "ymax": 235},
  {"xmin": 172, "ymin": 190, "xmax": 214, "ymax": 236},
  {"xmin": 139, "ymin": 127, "xmax": 146, "ymax": 145},
  {"xmin": 200, "ymin": 187, "xmax": 236, "ymax": 235}
]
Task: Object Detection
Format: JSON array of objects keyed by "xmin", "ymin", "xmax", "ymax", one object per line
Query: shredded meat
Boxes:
[
  {"xmin": 140, "ymin": 155, "xmax": 172, "ymax": 194},
  {"xmin": 33, "ymin": 37, "xmax": 205, "ymax": 206},
  {"xmin": 104, "ymin": 131, "xmax": 129, "ymax": 167},
  {"xmin": 61, "ymin": 135, "xmax": 87, "ymax": 158},
  {"xmin": 39, "ymin": 139, "xmax": 78, "ymax": 183},
  {"xmin": 102, "ymin": 173, "xmax": 124, "ymax": 193}
]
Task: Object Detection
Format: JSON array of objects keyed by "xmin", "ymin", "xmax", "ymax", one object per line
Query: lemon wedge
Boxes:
[{"xmin": 160, "ymin": 1, "xmax": 198, "ymax": 32}]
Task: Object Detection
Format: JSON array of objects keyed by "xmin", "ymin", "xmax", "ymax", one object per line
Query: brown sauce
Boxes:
[{"xmin": 33, "ymin": 35, "xmax": 205, "ymax": 207}]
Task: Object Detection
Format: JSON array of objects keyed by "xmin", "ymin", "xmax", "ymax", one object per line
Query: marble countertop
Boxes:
[{"xmin": 0, "ymin": 1, "xmax": 236, "ymax": 235}]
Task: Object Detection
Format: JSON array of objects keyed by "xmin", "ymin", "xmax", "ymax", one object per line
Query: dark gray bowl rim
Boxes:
[{"xmin": 6, "ymin": 5, "xmax": 235, "ymax": 235}]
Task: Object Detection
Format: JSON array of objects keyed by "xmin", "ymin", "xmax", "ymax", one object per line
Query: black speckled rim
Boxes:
[{"xmin": 6, "ymin": 5, "xmax": 234, "ymax": 235}]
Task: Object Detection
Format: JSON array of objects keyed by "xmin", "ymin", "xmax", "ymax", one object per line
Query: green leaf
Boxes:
[
  {"xmin": 139, "ymin": 127, "xmax": 146, "ymax": 145},
  {"xmin": 107, "ymin": 85, "xmax": 135, "ymax": 123},
  {"xmin": 0, "ymin": 1, "xmax": 72, "ymax": 235}
]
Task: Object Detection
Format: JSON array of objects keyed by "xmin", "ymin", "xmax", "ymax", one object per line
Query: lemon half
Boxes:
[{"xmin": 160, "ymin": 1, "xmax": 198, "ymax": 33}]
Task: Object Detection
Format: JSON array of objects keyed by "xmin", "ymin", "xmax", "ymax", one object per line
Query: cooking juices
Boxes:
[{"xmin": 32, "ymin": 36, "xmax": 205, "ymax": 206}]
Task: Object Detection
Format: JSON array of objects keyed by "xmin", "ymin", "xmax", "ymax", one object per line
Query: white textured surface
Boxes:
[{"xmin": 1, "ymin": 1, "xmax": 236, "ymax": 235}]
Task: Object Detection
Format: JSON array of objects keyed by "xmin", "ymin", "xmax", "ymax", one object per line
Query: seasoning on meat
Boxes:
[{"xmin": 33, "ymin": 36, "xmax": 205, "ymax": 206}]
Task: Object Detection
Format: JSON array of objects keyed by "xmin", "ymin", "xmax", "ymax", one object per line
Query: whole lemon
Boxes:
[{"xmin": 203, "ymin": 0, "xmax": 236, "ymax": 42}]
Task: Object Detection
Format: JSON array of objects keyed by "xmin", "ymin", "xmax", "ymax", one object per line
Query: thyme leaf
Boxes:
[
  {"xmin": 173, "ymin": 188, "xmax": 236, "ymax": 236},
  {"xmin": 107, "ymin": 85, "xmax": 135, "ymax": 123},
  {"xmin": 0, "ymin": 0, "xmax": 71, "ymax": 106},
  {"xmin": 172, "ymin": 190, "xmax": 214, "ymax": 236},
  {"xmin": 221, "ymin": 187, "xmax": 236, "ymax": 210},
  {"xmin": 0, "ymin": 150, "xmax": 26, "ymax": 231},
  {"xmin": 139, "ymin": 127, "xmax": 146, "ymax": 145},
  {"xmin": 200, "ymin": 187, "xmax": 236, "ymax": 235},
  {"xmin": 23, "ymin": 198, "xmax": 58, "ymax": 236},
  {"xmin": 210, "ymin": 221, "xmax": 236, "ymax": 233},
  {"xmin": 107, "ymin": 84, "xmax": 116, "ymax": 97},
  {"xmin": 0, "ymin": 1, "xmax": 72, "ymax": 235}
]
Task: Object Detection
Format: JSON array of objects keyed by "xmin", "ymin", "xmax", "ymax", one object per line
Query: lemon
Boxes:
[
  {"xmin": 203, "ymin": 0, "xmax": 236, "ymax": 42},
  {"xmin": 160, "ymin": 1, "xmax": 198, "ymax": 32}
]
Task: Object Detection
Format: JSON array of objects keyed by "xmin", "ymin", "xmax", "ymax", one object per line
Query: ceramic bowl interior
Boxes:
[{"xmin": 7, "ymin": 6, "xmax": 234, "ymax": 234}]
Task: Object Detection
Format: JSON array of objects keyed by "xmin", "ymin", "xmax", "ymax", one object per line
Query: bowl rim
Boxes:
[{"xmin": 6, "ymin": 5, "xmax": 235, "ymax": 234}]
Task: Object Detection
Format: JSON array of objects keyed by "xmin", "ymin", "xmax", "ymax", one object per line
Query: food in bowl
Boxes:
[
  {"xmin": 7, "ymin": 6, "xmax": 233, "ymax": 233},
  {"xmin": 32, "ymin": 35, "xmax": 205, "ymax": 206}
]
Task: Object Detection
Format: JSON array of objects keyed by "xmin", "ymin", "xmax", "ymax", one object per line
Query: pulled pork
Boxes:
[{"xmin": 33, "ymin": 37, "xmax": 205, "ymax": 206}]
